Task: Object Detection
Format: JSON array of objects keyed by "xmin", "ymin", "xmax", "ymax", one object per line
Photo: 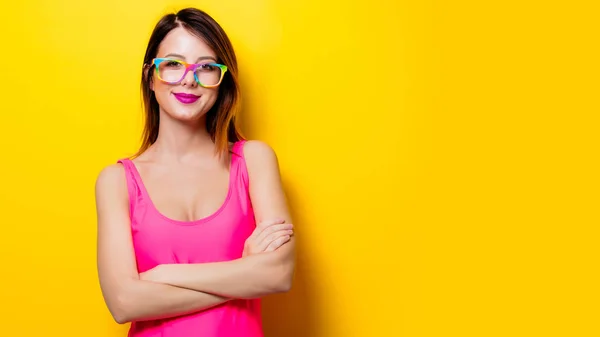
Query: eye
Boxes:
[
  {"xmin": 164, "ymin": 60, "xmax": 182, "ymax": 68},
  {"xmin": 199, "ymin": 63, "xmax": 216, "ymax": 71}
]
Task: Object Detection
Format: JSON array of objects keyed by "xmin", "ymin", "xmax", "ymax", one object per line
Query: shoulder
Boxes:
[
  {"xmin": 240, "ymin": 140, "xmax": 280, "ymax": 170},
  {"xmin": 241, "ymin": 140, "xmax": 279, "ymax": 162},
  {"xmin": 95, "ymin": 163, "xmax": 128, "ymax": 198}
]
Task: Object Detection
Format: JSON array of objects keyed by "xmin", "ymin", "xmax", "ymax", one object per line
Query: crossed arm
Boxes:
[{"xmin": 95, "ymin": 141, "xmax": 295, "ymax": 324}]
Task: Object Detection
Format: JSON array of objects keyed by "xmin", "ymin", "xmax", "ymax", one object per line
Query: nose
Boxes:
[{"xmin": 181, "ymin": 66, "xmax": 198, "ymax": 87}]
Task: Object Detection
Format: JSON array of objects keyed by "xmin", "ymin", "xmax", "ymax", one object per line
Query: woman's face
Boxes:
[{"xmin": 151, "ymin": 26, "xmax": 220, "ymax": 123}]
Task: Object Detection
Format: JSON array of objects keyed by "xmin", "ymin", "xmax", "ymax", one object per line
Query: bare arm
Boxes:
[
  {"xmin": 143, "ymin": 140, "xmax": 296, "ymax": 298},
  {"xmin": 95, "ymin": 164, "xmax": 231, "ymax": 324},
  {"xmin": 243, "ymin": 140, "xmax": 296, "ymax": 288}
]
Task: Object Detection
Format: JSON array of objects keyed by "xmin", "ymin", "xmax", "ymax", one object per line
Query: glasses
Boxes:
[{"xmin": 151, "ymin": 58, "xmax": 228, "ymax": 88}]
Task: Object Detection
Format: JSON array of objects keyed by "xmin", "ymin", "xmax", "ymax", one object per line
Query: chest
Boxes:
[{"xmin": 142, "ymin": 164, "xmax": 231, "ymax": 223}]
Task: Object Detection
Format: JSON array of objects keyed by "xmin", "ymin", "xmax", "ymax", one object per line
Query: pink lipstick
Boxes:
[{"xmin": 173, "ymin": 92, "xmax": 200, "ymax": 104}]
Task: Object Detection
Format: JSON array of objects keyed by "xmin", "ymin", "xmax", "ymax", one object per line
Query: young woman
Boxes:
[{"xmin": 94, "ymin": 8, "xmax": 296, "ymax": 337}]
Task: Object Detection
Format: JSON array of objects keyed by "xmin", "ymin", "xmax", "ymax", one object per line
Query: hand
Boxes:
[{"xmin": 243, "ymin": 219, "xmax": 294, "ymax": 257}]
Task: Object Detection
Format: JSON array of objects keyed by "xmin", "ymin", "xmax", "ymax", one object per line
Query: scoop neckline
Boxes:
[{"xmin": 125, "ymin": 149, "xmax": 237, "ymax": 226}]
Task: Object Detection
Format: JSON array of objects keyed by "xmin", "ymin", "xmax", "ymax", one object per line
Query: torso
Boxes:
[{"xmin": 118, "ymin": 140, "xmax": 263, "ymax": 337}]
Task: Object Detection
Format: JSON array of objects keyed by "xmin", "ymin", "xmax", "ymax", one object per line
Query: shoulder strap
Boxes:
[
  {"xmin": 232, "ymin": 140, "xmax": 247, "ymax": 157},
  {"xmin": 116, "ymin": 158, "xmax": 140, "ymax": 217},
  {"xmin": 231, "ymin": 140, "xmax": 249, "ymax": 189}
]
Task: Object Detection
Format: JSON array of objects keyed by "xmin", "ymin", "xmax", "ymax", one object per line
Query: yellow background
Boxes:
[{"xmin": 0, "ymin": 1, "xmax": 598, "ymax": 336}]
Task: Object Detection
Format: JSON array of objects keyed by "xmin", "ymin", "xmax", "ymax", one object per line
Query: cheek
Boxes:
[
  {"xmin": 153, "ymin": 83, "xmax": 172, "ymax": 104},
  {"xmin": 205, "ymin": 94, "xmax": 218, "ymax": 107},
  {"xmin": 203, "ymin": 89, "xmax": 219, "ymax": 107},
  {"xmin": 153, "ymin": 80, "xmax": 169, "ymax": 93}
]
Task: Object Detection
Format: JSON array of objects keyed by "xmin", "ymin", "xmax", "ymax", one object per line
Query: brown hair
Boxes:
[{"xmin": 135, "ymin": 7, "xmax": 244, "ymax": 159}]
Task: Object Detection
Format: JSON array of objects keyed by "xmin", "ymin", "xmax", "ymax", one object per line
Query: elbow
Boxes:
[
  {"xmin": 258, "ymin": 247, "xmax": 296, "ymax": 295},
  {"xmin": 270, "ymin": 263, "xmax": 295, "ymax": 294},
  {"xmin": 100, "ymin": 277, "xmax": 142, "ymax": 324},
  {"xmin": 106, "ymin": 291, "xmax": 136, "ymax": 324},
  {"xmin": 109, "ymin": 297, "xmax": 132, "ymax": 324},
  {"xmin": 274, "ymin": 278, "xmax": 293, "ymax": 293},
  {"xmin": 113, "ymin": 313, "xmax": 130, "ymax": 325}
]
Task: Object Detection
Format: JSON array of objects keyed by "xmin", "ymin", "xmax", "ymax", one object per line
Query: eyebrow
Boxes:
[{"xmin": 163, "ymin": 53, "xmax": 217, "ymax": 63}]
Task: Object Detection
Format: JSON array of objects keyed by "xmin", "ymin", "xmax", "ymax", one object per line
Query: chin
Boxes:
[
  {"xmin": 168, "ymin": 108, "xmax": 207, "ymax": 123},
  {"xmin": 159, "ymin": 101, "xmax": 211, "ymax": 123}
]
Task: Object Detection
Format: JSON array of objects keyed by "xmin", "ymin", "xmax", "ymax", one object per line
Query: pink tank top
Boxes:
[{"xmin": 117, "ymin": 140, "xmax": 262, "ymax": 337}]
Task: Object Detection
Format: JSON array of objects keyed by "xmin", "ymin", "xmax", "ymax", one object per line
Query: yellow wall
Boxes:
[{"xmin": 0, "ymin": 1, "xmax": 597, "ymax": 336}]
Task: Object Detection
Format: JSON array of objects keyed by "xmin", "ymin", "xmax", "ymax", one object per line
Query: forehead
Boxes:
[{"xmin": 156, "ymin": 26, "xmax": 216, "ymax": 60}]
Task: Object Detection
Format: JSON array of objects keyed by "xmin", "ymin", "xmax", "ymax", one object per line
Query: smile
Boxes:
[{"xmin": 173, "ymin": 92, "xmax": 200, "ymax": 104}]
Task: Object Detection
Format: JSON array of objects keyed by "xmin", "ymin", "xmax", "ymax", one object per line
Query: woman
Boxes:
[{"xmin": 94, "ymin": 7, "xmax": 296, "ymax": 337}]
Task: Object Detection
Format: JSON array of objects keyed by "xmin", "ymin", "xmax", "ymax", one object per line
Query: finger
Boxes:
[
  {"xmin": 247, "ymin": 219, "xmax": 286, "ymax": 242},
  {"xmin": 251, "ymin": 220, "xmax": 290, "ymax": 245},
  {"xmin": 254, "ymin": 223, "xmax": 293, "ymax": 246},
  {"xmin": 244, "ymin": 219, "xmax": 286, "ymax": 254},
  {"xmin": 265, "ymin": 235, "xmax": 291, "ymax": 252},
  {"xmin": 256, "ymin": 230, "xmax": 294, "ymax": 252}
]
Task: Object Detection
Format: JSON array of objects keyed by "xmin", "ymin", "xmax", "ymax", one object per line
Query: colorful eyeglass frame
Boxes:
[{"xmin": 151, "ymin": 58, "xmax": 228, "ymax": 88}]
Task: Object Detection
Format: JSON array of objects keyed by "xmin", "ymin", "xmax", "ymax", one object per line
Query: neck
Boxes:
[{"xmin": 150, "ymin": 111, "xmax": 215, "ymax": 163}]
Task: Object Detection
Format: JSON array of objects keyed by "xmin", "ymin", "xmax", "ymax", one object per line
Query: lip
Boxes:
[{"xmin": 173, "ymin": 92, "xmax": 200, "ymax": 104}]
